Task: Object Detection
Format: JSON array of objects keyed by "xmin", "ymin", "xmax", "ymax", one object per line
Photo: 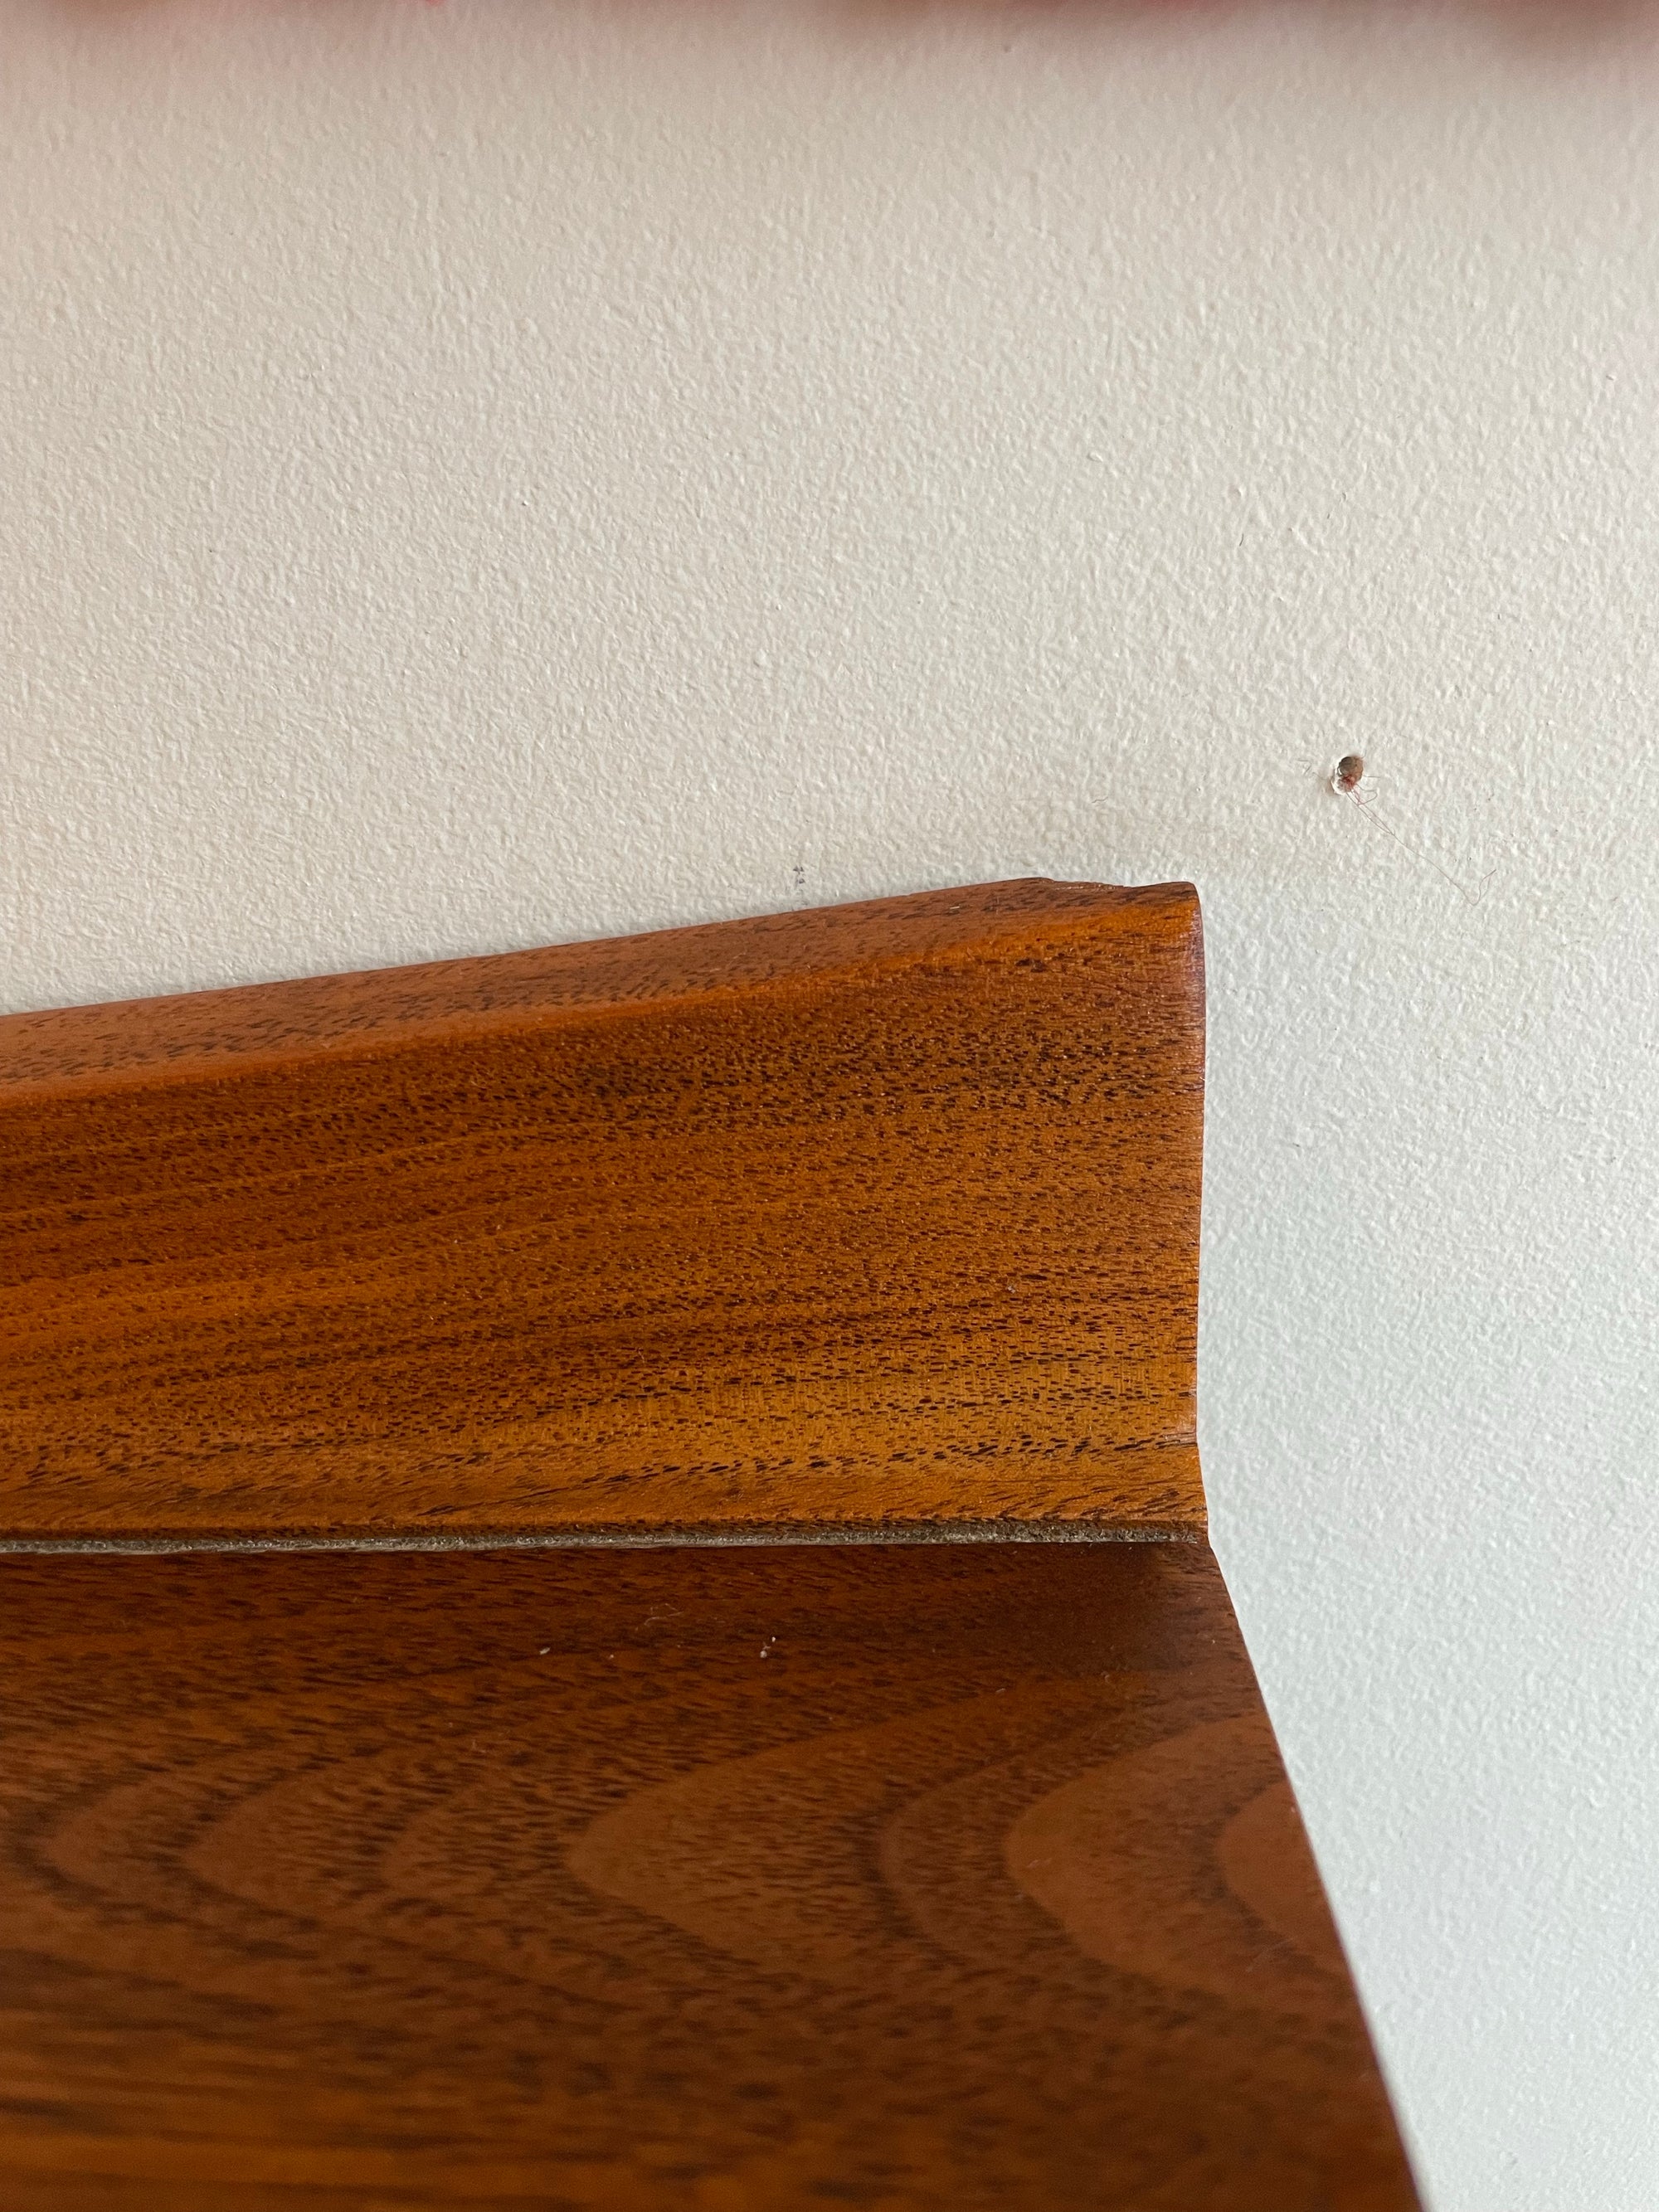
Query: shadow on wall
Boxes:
[{"xmin": 30, "ymin": 0, "xmax": 1659, "ymax": 51}]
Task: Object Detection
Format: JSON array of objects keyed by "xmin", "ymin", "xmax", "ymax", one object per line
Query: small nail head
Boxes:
[{"xmin": 1333, "ymin": 753, "xmax": 1365, "ymax": 794}]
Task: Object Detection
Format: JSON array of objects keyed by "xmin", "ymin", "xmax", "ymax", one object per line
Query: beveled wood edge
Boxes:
[
  {"xmin": 0, "ymin": 877, "xmax": 1199, "ymax": 1095},
  {"xmin": 2, "ymin": 878, "xmax": 1206, "ymax": 1547}
]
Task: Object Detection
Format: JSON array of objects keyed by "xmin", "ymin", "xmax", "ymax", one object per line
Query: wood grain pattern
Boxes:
[
  {"xmin": 0, "ymin": 1541, "xmax": 1418, "ymax": 2211},
  {"xmin": 0, "ymin": 880, "xmax": 1204, "ymax": 1545}
]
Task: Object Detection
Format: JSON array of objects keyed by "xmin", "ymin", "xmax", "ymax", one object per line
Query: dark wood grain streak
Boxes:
[
  {"xmin": 0, "ymin": 1542, "xmax": 1418, "ymax": 2211},
  {"xmin": 0, "ymin": 880, "xmax": 1204, "ymax": 1546}
]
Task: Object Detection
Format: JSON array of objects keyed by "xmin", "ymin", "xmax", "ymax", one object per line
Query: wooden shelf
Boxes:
[
  {"xmin": 0, "ymin": 1541, "xmax": 1415, "ymax": 2212},
  {"xmin": 0, "ymin": 882, "xmax": 1419, "ymax": 2210}
]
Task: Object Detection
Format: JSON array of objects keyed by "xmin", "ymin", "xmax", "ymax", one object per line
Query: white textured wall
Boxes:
[{"xmin": 5, "ymin": 2, "xmax": 1658, "ymax": 2202}]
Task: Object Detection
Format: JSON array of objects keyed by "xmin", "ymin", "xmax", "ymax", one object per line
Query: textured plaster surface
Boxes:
[{"xmin": 4, "ymin": 3, "xmax": 1658, "ymax": 2204}]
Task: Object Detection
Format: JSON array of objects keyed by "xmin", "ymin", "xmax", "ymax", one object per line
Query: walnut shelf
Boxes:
[{"xmin": 0, "ymin": 881, "xmax": 1419, "ymax": 2210}]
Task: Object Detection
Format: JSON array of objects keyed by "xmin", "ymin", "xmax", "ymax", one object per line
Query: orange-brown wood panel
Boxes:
[
  {"xmin": 0, "ymin": 880, "xmax": 1204, "ymax": 1545},
  {"xmin": 0, "ymin": 1541, "xmax": 1418, "ymax": 2212}
]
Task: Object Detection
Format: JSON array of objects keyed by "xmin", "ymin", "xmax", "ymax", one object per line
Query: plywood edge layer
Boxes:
[{"xmin": 0, "ymin": 1517, "xmax": 1209, "ymax": 1556}]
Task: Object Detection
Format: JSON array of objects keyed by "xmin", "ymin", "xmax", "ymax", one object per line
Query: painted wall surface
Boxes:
[{"xmin": 4, "ymin": 2, "xmax": 1657, "ymax": 2202}]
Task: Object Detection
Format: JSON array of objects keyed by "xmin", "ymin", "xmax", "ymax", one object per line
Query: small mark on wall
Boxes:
[{"xmin": 1327, "ymin": 754, "xmax": 1495, "ymax": 906}]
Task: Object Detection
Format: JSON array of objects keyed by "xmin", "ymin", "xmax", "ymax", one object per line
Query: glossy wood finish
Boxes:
[
  {"xmin": 0, "ymin": 1540, "xmax": 1418, "ymax": 2212},
  {"xmin": 0, "ymin": 880, "xmax": 1204, "ymax": 1546}
]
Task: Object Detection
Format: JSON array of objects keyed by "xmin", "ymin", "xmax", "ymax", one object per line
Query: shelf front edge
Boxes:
[{"xmin": 0, "ymin": 878, "xmax": 1205, "ymax": 1546}]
